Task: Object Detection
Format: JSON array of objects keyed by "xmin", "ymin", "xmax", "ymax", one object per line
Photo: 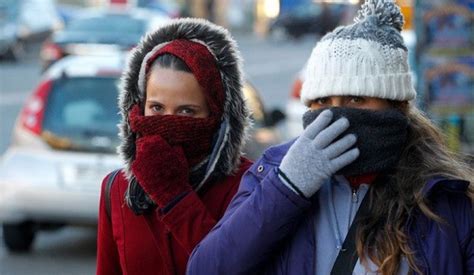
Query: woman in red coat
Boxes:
[{"xmin": 96, "ymin": 18, "xmax": 252, "ymax": 275}]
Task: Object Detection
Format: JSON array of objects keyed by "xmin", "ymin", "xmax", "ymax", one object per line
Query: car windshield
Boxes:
[
  {"xmin": 42, "ymin": 77, "xmax": 121, "ymax": 153},
  {"xmin": 293, "ymin": 4, "xmax": 321, "ymax": 17},
  {"xmin": 62, "ymin": 15, "xmax": 146, "ymax": 45},
  {"xmin": 67, "ymin": 15, "xmax": 146, "ymax": 35}
]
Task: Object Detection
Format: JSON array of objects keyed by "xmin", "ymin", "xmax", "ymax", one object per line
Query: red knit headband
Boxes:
[{"xmin": 144, "ymin": 39, "xmax": 225, "ymax": 117}]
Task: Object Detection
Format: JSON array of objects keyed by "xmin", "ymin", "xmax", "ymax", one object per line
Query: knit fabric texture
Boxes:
[
  {"xmin": 138, "ymin": 39, "xmax": 225, "ymax": 117},
  {"xmin": 300, "ymin": 0, "xmax": 416, "ymax": 106},
  {"xmin": 302, "ymin": 107, "xmax": 409, "ymax": 176},
  {"xmin": 129, "ymin": 105, "xmax": 219, "ymax": 167},
  {"xmin": 279, "ymin": 110, "xmax": 359, "ymax": 198},
  {"xmin": 119, "ymin": 18, "xmax": 250, "ymax": 188},
  {"xmin": 118, "ymin": 18, "xmax": 250, "ymax": 214},
  {"xmin": 131, "ymin": 134, "xmax": 191, "ymax": 208}
]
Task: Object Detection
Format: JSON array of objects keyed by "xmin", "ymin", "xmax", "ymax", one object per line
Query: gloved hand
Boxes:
[
  {"xmin": 279, "ymin": 110, "xmax": 359, "ymax": 198},
  {"xmin": 131, "ymin": 135, "xmax": 191, "ymax": 208}
]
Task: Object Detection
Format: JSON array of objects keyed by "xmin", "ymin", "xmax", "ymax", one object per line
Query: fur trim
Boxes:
[{"xmin": 118, "ymin": 18, "xmax": 250, "ymax": 189}]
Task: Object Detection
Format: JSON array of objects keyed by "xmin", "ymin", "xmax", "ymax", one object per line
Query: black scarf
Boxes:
[{"xmin": 302, "ymin": 107, "xmax": 409, "ymax": 176}]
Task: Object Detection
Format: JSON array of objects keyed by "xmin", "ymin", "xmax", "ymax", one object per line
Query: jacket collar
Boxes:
[
  {"xmin": 422, "ymin": 176, "xmax": 470, "ymax": 198},
  {"xmin": 261, "ymin": 139, "xmax": 296, "ymax": 165}
]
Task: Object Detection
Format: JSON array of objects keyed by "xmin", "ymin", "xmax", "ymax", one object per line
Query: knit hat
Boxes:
[
  {"xmin": 137, "ymin": 39, "xmax": 226, "ymax": 117},
  {"xmin": 300, "ymin": 0, "xmax": 416, "ymax": 106}
]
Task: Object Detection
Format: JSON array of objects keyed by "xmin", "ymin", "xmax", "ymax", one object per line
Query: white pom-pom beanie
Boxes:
[{"xmin": 300, "ymin": 0, "xmax": 416, "ymax": 106}]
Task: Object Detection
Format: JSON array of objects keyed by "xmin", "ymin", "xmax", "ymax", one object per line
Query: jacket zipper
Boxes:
[
  {"xmin": 351, "ymin": 188, "xmax": 359, "ymax": 203},
  {"xmin": 348, "ymin": 188, "xmax": 359, "ymax": 234}
]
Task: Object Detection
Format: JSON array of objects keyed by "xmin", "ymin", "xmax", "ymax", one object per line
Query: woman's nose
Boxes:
[
  {"xmin": 330, "ymin": 97, "xmax": 344, "ymax": 107},
  {"xmin": 163, "ymin": 109, "xmax": 174, "ymax": 115}
]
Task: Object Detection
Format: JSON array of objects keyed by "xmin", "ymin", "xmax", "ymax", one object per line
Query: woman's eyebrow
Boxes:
[
  {"xmin": 145, "ymin": 99, "xmax": 162, "ymax": 103},
  {"xmin": 178, "ymin": 104, "xmax": 201, "ymax": 109}
]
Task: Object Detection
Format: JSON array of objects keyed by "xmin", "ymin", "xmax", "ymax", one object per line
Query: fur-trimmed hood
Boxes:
[{"xmin": 118, "ymin": 18, "xmax": 250, "ymax": 192}]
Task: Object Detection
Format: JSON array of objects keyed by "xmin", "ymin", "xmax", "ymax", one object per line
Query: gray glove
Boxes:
[{"xmin": 278, "ymin": 110, "xmax": 359, "ymax": 198}]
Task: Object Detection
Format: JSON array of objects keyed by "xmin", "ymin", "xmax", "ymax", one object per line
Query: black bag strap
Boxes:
[
  {"xmin": 330, "ymin": 185, "xmax": 372, "ymax": 275},
  {"xmin": 105, "ymin": 169, "xmax": 121, "ymax": 220}
]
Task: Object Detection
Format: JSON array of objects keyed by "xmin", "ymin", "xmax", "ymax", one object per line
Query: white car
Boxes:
[
  {"xmin": 0, "ymin": 55, "xmax": 125, "ymax": 252},
  {"xmin": 0, "ymin": 53, "xmax": 286, "ymax": 252}
]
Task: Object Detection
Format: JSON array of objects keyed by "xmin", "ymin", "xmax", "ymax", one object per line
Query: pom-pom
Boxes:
[{"xmin": 355, "ymin": 0, "xmax": 404, "ymax": 31}]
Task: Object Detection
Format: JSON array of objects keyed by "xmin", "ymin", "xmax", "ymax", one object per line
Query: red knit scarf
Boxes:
[{"xmin": 129, "ymin": 105, "xmax": 219, "ymax": 167}]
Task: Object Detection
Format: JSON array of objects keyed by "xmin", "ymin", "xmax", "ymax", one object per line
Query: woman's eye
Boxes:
[
  {"xmin": 315, "ymin": 97, "xmax": 328, "ymax": 105},
  {"xmin": 178, "ymin": 108, "xmax": 196, "ymax": 116},
  {"xmin": 349, "ymin": 96, "xmax": 364, "ymax": 103},
  {"xmin": 150, "ymin": 105, "xmax": 163, "ymax": 113}
]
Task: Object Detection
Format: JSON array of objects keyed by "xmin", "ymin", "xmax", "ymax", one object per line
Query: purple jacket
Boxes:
[{"xmin": 187, "ymin": 141, "xmax": 474, "ymax": 275}]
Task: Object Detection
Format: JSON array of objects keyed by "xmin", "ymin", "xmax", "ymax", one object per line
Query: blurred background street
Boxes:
[
  {"xmin": 0, "ymin": 33, "xmax": 317, "ymax": 155},
  {"xmin": 0, "ymin": 0, "xmax": 472, "ymax": 274}
]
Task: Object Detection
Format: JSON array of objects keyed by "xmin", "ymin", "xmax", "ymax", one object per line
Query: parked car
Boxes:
[
  {"xmin": 0, "ymin": 54, "xmax": 284, "ymax": 252},
  {"xmin": 269, "ymin": 2, "xmax": 346, "ymax": 40},
  {"xmin": 40, "ymin": 8, "xmax": 169, "ymax": 70},
  {"xmin": 0, "ymin": 55, "xmax": 125, "ymax": 252},
  {"xmin": 0, "ymin": 0, "xmax": 63, "ymax": 61}
]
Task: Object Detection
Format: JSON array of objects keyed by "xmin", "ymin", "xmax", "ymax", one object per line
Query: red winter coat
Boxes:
[{"xmin": 96, "ymin": 158, "xmax": 252, "ymax": 275}]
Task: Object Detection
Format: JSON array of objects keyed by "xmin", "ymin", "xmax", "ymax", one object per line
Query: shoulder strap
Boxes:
[
  {"xmin": 105, "ymin": 169, "xmax": 121, "ymax": 220},
  {"xmin": 330, "ymin": 185, "xmax": 372, "ymax": 275}
]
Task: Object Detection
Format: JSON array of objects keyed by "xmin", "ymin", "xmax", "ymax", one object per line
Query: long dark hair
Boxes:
[
  {"xmin": 125, "ymin": 54, "xmax": 192, "ymax": 215},
  {"xmin": 356, "ymin": 104, "xmax": 474, "ymax": 274}
]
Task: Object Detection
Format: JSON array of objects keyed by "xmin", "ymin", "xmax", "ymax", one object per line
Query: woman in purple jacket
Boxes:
[{"xmin": 187, "ymin": 1, "xmax": 474, "ymax": 274}]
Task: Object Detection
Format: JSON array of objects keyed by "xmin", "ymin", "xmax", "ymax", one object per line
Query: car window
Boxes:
[
  {"xmin": 294, "ymin": 4, "xmax": 321, "ymax": 18},
  {"xmin": 67, "ymin": 15, "xmax": 146, "ymax": 35},
  {"xmin": 42, "ymin": 77, "xmax": 121, "ymax": 153}
]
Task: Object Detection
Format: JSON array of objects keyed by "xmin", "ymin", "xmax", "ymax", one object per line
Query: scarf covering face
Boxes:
[
  {"xmin": 302, "ymin": 107, "xmax": 409, "ymax": 176},
  {"xmin": 129, "ymin": 105, "xmax": 219, "ymax": 167},
  {"xmin": 136, "ymin": 39, "xmax": 226, "ymax": 172},
  {"xmin": 119, "ymin": 19, "xmax": 251, "ymax": 215}
]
